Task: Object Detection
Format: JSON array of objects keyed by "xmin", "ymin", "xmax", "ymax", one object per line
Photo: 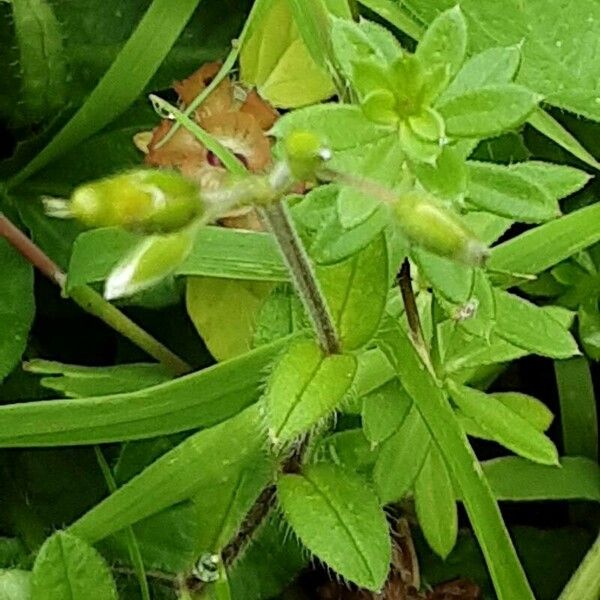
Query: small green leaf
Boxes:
[
  {"xmin": 0, "ymin": 238, "xmax": 34, "ymax": 382},
  {"xmin": 442, "ymin": 46, "xmax": 521, "ymax": 100},
  {"xmin": 240, "ymin": 0, "xmax": 334, "ymax": 108},
  {"xmin": 416, "ymin": 6, "xmax": 467, "ymax": 80},
  {"xmin": 31, "ymin": 532, "xmax": 117, "ymax": 600},
  {"xmin": 437, "ymin": 84, "xmax": 540, "ymax": 138},
  {"xmin": 186, "ymin": 277, "xmax": 274, "ymax": 361},
  {"xmin": 104, "ymin": 227, "xmax": 196, "ymax": 300},
  {"xmin": 579, "ymin": 300, "xmax": 600, "ymax": 361},
  {"xmin": 414, "ymin": 444, "xmax": 458, "ymax": 558},
  {"xmin": 448, "ymin": 382, "xmax": 559, "ymax": 465},
  {"xmin": 264, "ymin": 339, "xmax": 357, "ymax": 444},
  {"xmin": 278, "ymin": 463, "xmax": 391, "ymax": 591},
  {"xmin": 373, "ymin": 404, "xmax": 431, "ymax": 503},
  {"xmin": 482, "ymin": 456, "xmax": 600, "ymax": 503},
  {"xmin": 493, "ymin": 289, "xmax": 580, "ymax": 359},
  {"xmin": 411, "ymin": 145, "xmax": 468, "ymax": 201},
  {"xmin": 318, "ymin": 232, "xmax": 390, "ymax": 350},
  {"xmin": 314, "ymin": 429, "xmax": 378, "ymax": 474},
  {"xmin": 467, "ymin": 161, "xmax": 560, "ymax": 223},
  {"xmin": 361, "ymin": 379, "xmax": 411, "ymax": 445},
  {"xmin": 0, "ymin": 570, "xmax": 31, "ymax": 600}
]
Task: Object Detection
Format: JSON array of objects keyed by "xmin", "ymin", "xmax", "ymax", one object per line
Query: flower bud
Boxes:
[
  {"xmin": 45, "ymin": 169, "xmax": 203, "ymax": 234},
  {"xmin": 392, "ymin": 191, "xmax": 489, "ymax": 266},
  {"xmin": 283, "ymin": 130, "xmax": 331, "ymax": 181}
]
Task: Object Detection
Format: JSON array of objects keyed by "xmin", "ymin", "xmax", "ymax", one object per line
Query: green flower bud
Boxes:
[
  {"xmin": 104, "ymin": 227, "xmax": 196, "ymax": 300},
  {"xmin": 45, "ymin": 169, "xmax": 203, "ymax": 234},
  {"xmin": 392, "ymin": 191, "xmax": 489, "ymax": 266},
  {"xmin": 283, "ymin": 131, "xmax": 331, "ymax": 181}
]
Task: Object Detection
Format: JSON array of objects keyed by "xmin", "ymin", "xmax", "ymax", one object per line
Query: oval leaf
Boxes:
[
  {"xmin": 31, "ymin": 532, "xmax": 117, "ymax": 600},
  {"xmin": 414, "ymin": 444, "xmax": 458, "ymax": 558},
  {"xmin": 361, "ymin": 379, "xmax": 411, "ymax": 445},
  {"xmin": 448, "ymin": 382, "xmax": 559, "ymax": 465},
  {"xmin": 278, "ymin": 463, "xmax": 391, "ymax": 590},
  {"xmin": 265, "ymin": 339, "xmax": 357, "ymax": 444}
]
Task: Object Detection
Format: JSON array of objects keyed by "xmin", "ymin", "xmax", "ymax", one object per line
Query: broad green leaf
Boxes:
[
  {"xmin": 437, "ymin": 84, "xmax": 540, "ymax": 138},
  {"xmin": 448, "ymin": 382, "xmax": 558, "ymax": 465},
  {"xmin": 239, "ymin": 0, "xmax": 334, "ymax": 107},
  {"xmin": 361, "ymin": 379, "xmax": 411, "ymax": 445},
  {"xmin": 489, "ymin": 203, "xmax": 600, "ymax": 278},
  {"xmin": 403, "ymin": 0, "xmax": 600, "ymax": 121},
  {"xmin": 461, "ymin": 212, "xmax": 513, "ymax": 245},
  {"xmin": 278, "ymin": 463, "xmax": 391, "ymax": 591},
  {"xmin": 482, "ymin": 457, "xmax": 600, "ymax": 503},
  {"xmin": 318, "ymin": 233, "xmax": 390, "ymax": 350},
  {"xmin": 414, "ymin": 444, "xmax": 458, "ymax": 558},
  {"xmin": 377, "ymin": 321, "xmax": 536, "ymax": 600},
  {"xmin": 0, "ymin": 570, "xmax": 30, "ymax": 600},
  {"xmin": 0, "ymin": 238, "xmax": 34, "ymax": 381},
  {"xmin": 186, "ymin": 277, "xmax": 273, "ymax": 361},
  {"xmin": 25, "ymin": 360, "xmax": 172, "ymax": 398},
  {"xmin": 554, "ymin": 358, "xmax": 598, "ymax": 461},
  {"xmin": 31, "ymin": 532, "xmax": 117, "ymax": 600},
  {"xmin": 104, "ymin": 227, "xmax": 196, "ymax": 300},
  {"xmin": 10, "ymin": 0, "xmax": 204, "ymax": 187},
  {"xmin": 10, "ymin": 0, "xmax": 67, "ymax": 122},
  {"xmin": 507, "ymin": 162, "xmax": 591, "ymax": 201},
  {"xmin": 314, "ymin": 429, "xmax": 378, "ymax": 475},
  {"xmin": 415, "ymin": 6, "xmax": 467, "ymax": 79},
  {"xmin": 413, "ymin": 249, "xmax": 473, "ymax": 303},
  {"xmin": 490, "ymin": 392, "xmax": 553, "ymax": 432},
  {"xmin": 69, "ymin": 405, "xmax": 270, "ymax": 543},
  {"xmin": 493, "ymin": 289, "xmax": 580, "ymax": 359},
  {"xmin": 264, "ymin": 339, "xmax": 356, "ymax": 444},
  {"xmin": 441, "ymin": 46, "xmax": 521, "ymax": 100},
  {"xmin": 67, "ymin": 226, "xmax": 288, "ymax": 290},
  {"xmin": 467, "ymin": 161, "xmax": 560, "ymax": 223},
  {"xmin": 228, "ymin": 514, "xmax": 307, "ymax": 600},
  {"xmin": 373, "ymin": 404, "xmax": 431, "ymax": 503},
  {"xmin": 0, "ymin": 336, "xmax": 290, "ymax": 446}
]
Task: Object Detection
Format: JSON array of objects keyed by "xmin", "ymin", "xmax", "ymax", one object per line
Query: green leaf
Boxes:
[
  {"xmin": 239, "ymin": 0, "xmax": 334, "ymax": 108},
  {"xmin": 31, "ymin": 532, "xmax": 117, "ymax": 600},
  {"xmin": 373, "ymin": 404, "xmax": 431, "ymax": 503},
  {"xmin": 437, "ymin": 84, "xmax": 540, "ymax": 138},
  {"xmin": 314, "ymin": 429, "xmax": 379, "ymax": 474},
  {"xmin": 361, "ymin": 379, "xmax": 411, "ymax": 445},
  {"xmin": 579, "ymin": 300, "xmax": 600, "ymax": 362},
  {"xmin": 186, "ymin": 277, "xmax": 274, "ymax": 361},
  {"xmin": 411, "ymin": 145, "xmax": 468, "ymax": 201},
  {"xmin": 10, "ymin": 0, "xmax": 67, "ymax": 122},
  {"xmin": 507, "ymin": 162, "xmax": 591, "ymax": 201},
  {"xmin": 493, "ymin": 289, "xmax": 580, "ymax": 359},
  {"xmin": 67, "ymin": 226, "xmax": 288, "ymax": 290},
  {"xmin": 278, "ymin": 463, "xmax": 391, "ymax": 591},
  {"xmin": 554, "ymin": 358, "xmax": 598, "ymax": 461},
  {"xmin": 491, "ymin": 392, "xmax": 554, "ymax": 432},
  {"xmin": 0, "ymin": 570, "xmax": 31, "ymax": 600},
  {"xmin": 467, "ymin": 161, "xmax": 560, "ymax": 223},
  {"xmin": 442, "ymin": 46, "xmax": 521, "ymax": 100},
  {"xmin": 24, "ymin": 360, "xmax": 172, "ymax": 398},
  {"xmin": 356, "ymin": 0, "xmax": 425, "ymax": 42},
  {"xmin": 0, "ymin": 336, "xmax": 289, "ymax": 446},
  {"xmin": 264, "ymin": 339, "xmax": 356, "ymax": 444},
  {"xmin": 414, "ymin": 444, "xmax": 458, "ymax": 558},
  {"xmin": 69, "ymin": 405, "xmax": 270, "ymax": 544},
  {"xmin": 10, "ymin": 0, "xmax": 204, "ymax": 187},
  {"xmin": 0, "ymin": 238, "xmax": 34, "ymax": 381},
  {"xmin": 448, "ymin": 382, "xmax": 559, "ymax": 465},
  {"xmin": 489, "ymin": 203, "xmax": 600, "ymax": 279},
  {"xmin": 415, "ymin": 6, "xmax": 467, "ymax": 80},
  {"xmin": 482, "ymin": 456, "xmax": 600, "ymax": 502},
  {"xmin": 403, "ymin": 0, "xmax": 600, "ymax": 121},
  {"xmin": 559, "ymin": 531, "xmax": 600, "ymax": 600},
  {"xmin": 318, "ymin": 232, "xmax": 390, "ymax": 350},
  {"xmin": 377, "ymin": 321, "xmax": 536, "ymax": 600}
]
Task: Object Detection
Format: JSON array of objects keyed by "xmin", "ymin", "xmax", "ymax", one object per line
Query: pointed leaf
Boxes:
[
  {"xmin": 507, "ymin": 162, "xmax": 591, "ymax": 201},
  {"xmin": 438, "ymin": 84, "xmax": 540, "ymax": 138},
  {"xmin": 361, "ymin": 379, "xmax": 411, "ymax": 445},
  {"xmin": 264, "ymin": 339, "xmax": 357, "ymax": 444},
  {"xmin": 31, "ymin": 532, "xmax": 117, "ymax": 600},
  {"xmin": 414, "ymin": 444, "xmax": 458, "ymax": 558},
  {"xmin": 448, "ymin": 382, "xmax": 559, "ymax": 465},
  {"xmin": 278, "ymin": 463, "xmax": 391, "ymax": 591}
]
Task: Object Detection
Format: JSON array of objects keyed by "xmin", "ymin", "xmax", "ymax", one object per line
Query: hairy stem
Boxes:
[
  {"xmin": 260, "ymin": 201, "xmax": 340, "ymax": 355},
  {"xmin": 0, "ymin": 213, "xmax": 190, "ymax": 375},
  {"xmin": 397, "ymin": 259, "xmax": 435, "ymax": 376}
]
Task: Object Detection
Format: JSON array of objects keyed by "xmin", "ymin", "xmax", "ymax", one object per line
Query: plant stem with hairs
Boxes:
[{"xmin": 0, "ymin": 213, "xmax": 190, "ymax": 375}]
